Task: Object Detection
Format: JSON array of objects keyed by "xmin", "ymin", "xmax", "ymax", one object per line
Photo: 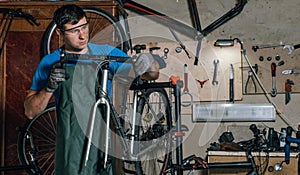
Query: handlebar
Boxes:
[
  {"xmin": 0, "ymin": 8, "xmax": 40, "ymax": 26},
  {"xmin": 63, "ymin": 54, "xmax": 130, "ymax": 63}
]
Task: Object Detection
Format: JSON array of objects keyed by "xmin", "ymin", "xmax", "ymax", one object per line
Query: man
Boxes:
[{"xmin": 24, "ymin": 4, "xmax": 162, "ymax": 175}]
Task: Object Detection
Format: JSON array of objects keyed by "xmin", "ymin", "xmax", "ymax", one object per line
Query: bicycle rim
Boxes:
[
  {"xmin": 40, "ymin": 6, "xmax": 127, "ymax": 57},
  {"xmin": 134, "ymin": 88, "xmax": 173, "ymax": 175},
  {"xmin": 17, "ymin": 103, "xmax": 56, "ymax": 175}
]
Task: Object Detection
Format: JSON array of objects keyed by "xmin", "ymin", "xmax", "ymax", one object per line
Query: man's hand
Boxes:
[
  {"xmin": 46, "ymin": 62, "xmax": 67, "ymax": 92},
  {"xmin": 133, "ymin": 53, "xmax": 154, "ymax": 76}
]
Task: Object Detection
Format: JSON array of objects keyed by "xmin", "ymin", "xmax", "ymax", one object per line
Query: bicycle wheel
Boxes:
[
  {"xmin": 134, "ymin": 88, "xmax": 173, "ymax": 175},
  {"xmin": 17, "ymin": 103, "xmax": 56, "ymax": 175},
  {"xmin": 40, "ymin": 6, "xmax": 128, "ymax": 57}
]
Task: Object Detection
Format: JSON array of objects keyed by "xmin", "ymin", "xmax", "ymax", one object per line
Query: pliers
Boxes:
[
  {"xmin": 245, "ymin": 70, "xmax": 257, "ymax": 93},
  {"xmin": 282, "ymin": 68, "xmax": 300, "ymax": 75},
  {"xmin": 245, "ymin": 64, "xmax": 258, "ymax": 93}
]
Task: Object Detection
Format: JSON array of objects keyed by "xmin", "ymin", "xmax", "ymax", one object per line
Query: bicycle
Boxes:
[{"xmin": 0, "ymin": 7, "xmax": 41, "ymax": 174}]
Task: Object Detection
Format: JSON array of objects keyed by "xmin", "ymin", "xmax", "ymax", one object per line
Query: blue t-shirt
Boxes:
[{"xmin": 30, "ymin": 43, "xmax": 130, "ymax": 99}]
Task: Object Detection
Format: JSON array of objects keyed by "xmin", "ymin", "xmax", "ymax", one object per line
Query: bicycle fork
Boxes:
[
  {"xmin": 129, "ymin": 90, "xmax": 139, "ymax": 160},
  {"xmin": 84, "ymin": 63, "xmax": 111, "ymax": 168}
]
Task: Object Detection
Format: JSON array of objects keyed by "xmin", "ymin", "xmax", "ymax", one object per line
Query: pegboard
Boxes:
[
  {"xmin": 131, "ymin": 40, "xmax": 243, "ymax": 103},
  {"xmin": 242, "ymin": 44, "xmax": 300, "ymax": 95}
]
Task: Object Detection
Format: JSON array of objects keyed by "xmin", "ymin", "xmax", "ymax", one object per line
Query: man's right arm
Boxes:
[{"xmin": 24, "ymin": 89, "xmax": 53, "ymax": 119}]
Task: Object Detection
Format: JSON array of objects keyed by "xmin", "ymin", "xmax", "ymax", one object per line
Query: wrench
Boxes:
[
  {"xmin": 252, "ymin": 45, "xmax": 284, "ymax": 52},
  {"xmin": 181, "ymin": 64, "xmax": 193, "ymax": 107},
  {"xmin": 283, "ymin": 44, "xmax": 300, "ymax": 55},
  {"xmin": 270, "ymin": 62, "xmax": 277, "ymax": 97},
  {"xmin": 212, "ymin": 59, "xmax": 219, "ymax": 85}
]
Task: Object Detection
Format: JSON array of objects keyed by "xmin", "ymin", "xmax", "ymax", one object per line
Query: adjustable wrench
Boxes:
[
  {"xmin": 212, "ymin": 59, "xmax": 219, "ymax": 85},
  {"xmin": 270, "ymin": 62, "xmax": 277, "ymax": 97}
]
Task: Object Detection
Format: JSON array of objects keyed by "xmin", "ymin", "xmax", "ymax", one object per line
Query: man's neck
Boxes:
[{"xmin": 65, "ymin": 45, "xmax": 89, "ymax": 54}]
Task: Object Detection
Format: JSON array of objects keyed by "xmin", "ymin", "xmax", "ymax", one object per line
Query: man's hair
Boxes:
[{"xmin": 53, "ymin": 4, "xmax": 86, "ymax": 30}]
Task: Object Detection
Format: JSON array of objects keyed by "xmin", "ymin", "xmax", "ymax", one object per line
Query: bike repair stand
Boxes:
[{"xmin": 170, "ymin": 76, "xmax": 185, "ymax": 175}]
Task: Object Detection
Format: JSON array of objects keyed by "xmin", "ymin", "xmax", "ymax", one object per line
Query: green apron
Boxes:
[{"xmin": 55, "ymin": 62, "xmax": 113, "ymax": 175}]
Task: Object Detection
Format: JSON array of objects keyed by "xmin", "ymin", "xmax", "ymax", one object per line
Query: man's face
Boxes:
[{"xmin": 61, "ymin": 17, "xmax": 89, "ymax": 54}]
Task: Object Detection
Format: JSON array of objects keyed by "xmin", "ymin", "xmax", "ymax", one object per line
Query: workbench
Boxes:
[{"xmin": 207, "ymin": 151, "xmax": 298, "ymax": 175}]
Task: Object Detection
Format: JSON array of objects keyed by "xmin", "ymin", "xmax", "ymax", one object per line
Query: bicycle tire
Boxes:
[
  {"xmin": 40, "ymin": 6, "xmax": 128, "ymax": 57},
  {"xmin": 17, "ymin": 103, "xmax": 56, "ymax": 175},
  {"xmin": 133, "ymin": 88, "xmax": 173, "ymax": 175}
]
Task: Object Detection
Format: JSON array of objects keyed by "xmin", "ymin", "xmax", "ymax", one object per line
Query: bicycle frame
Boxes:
[{"xmin": 121, "ymin": 0, "xmax": 247, "ymax": 37}]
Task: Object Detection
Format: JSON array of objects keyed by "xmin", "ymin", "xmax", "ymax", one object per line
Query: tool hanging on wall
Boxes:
[
  {"xmin": 252, "ymin": 44, "xmax": 299, "ymax": 55},
  {"xmin": 163, "ymin": 48, "xmax": 169, "ymax": 59},
  {"xmin": 277, "ymin": 60, "xmax": 285, "ymax": 66},
  {"xmin": 270, "ymin": 62, "xmax": 277, "ymax": 97},
  {"xmin": 229, "ymin": 64, "xmax": 234, "ymax": 102},
  {"xmin": 283, "ymin": 44, "xmax": 300, "ymax": 55},
  {"xmin": 169, "ymin": 28, "xmax": 191, "ymax": 59},
  {"xmin": 244, "ymin": 64, "xmax": 258, "ymax": 93},
  {"xmin": 212, "ymin": 59, "xmax": 219, "ymax": 85},
  {"xmin": 275, "ymin": 54, "xmax": 281, "ymax": 61},
  {"xmin": 267, "ymin": 56, "xmax": 272, "ymax": 61},
  {"xmin": 252, "ymin": 44, "xmax": 284, "ymax": 52},
  {"xmin": 285, "ymin": 79, "xmax": 294, "ymax": 104},
  {"xmin": 149, "ymin": 46, "xmax": 160, "ymax": 53},
  {"xmin": 195, "ymin": 79, "xmax": 209, "ymax": 88},
  {"xmin": 133, "ymin": 44, "xmax": 146, "ymax": 53},
  {"xmin": 181, "ymin": 64, "xmax": 193, "ymax": 107},
  {"xmin": 282, "ymin": 68, "xmax": 300, "ymax": 75}
]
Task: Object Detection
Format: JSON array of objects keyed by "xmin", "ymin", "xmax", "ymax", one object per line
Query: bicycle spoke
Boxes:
[{"xmin": 17, "ymin": 104, "xmax": 56, "ymax": 175}]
